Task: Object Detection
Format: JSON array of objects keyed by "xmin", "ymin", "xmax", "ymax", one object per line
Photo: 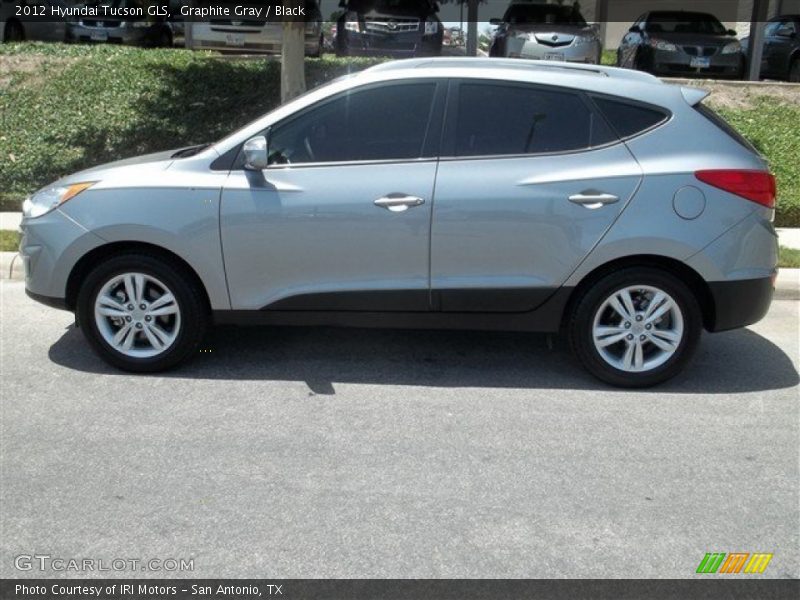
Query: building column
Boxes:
[
  {"xmin": 466, "ymin": 0, "xmax": 479, "ymax": 57},
  {"xmin": 747, "ymin": 0, "xmax": 770, "ymax": 80}
]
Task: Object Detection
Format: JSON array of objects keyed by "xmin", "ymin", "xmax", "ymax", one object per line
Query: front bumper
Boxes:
[
  {"xmin": 649, "ymin": 48, "xmax": 744, "ymax": 78},
  {"xmin": 189, "ymin": 23, "xmax": 320, "ymax": 54},
  {"xmin": 20, "ymin": 208, "xmax": 104, "ymax": 311},
  {"xmin": 69, "ymin": 24, "xmax": 148, "ymax": 45},
  {"xmin": 338, "ymin": 31, "xmax": 441, "ymax": 57},
  {"xmin": 503, "ymin": 37, "xmax": 601, "ymax": 63}
]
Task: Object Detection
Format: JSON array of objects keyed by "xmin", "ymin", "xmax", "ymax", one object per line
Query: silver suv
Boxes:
[{"xmin": 20, "ymin": 58, "xmax": 778, "ymax": 387}]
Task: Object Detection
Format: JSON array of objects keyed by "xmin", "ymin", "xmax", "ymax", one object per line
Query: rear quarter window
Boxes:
[{"xmin": 591, "ymin": 96, "xmax": 670, "ymax": 139}]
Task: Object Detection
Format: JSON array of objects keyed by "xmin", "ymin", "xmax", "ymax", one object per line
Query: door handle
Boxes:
[
  {"xmin": 568, "ymin": 191, "xmax": 620, "ymax": 210},
  {"xmin": 374, "ymin": 194, "xmax": 425, "ymax": 213}
]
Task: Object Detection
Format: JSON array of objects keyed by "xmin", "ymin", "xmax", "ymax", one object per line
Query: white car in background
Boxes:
[{"xmin": 186, "ymin": 0, "xmax": 323, "ymax": 56}]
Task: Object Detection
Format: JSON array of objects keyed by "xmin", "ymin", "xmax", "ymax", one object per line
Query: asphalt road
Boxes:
[{"xmin": 0, "ymin": 280, "xmax": 798, "ymax": 579}]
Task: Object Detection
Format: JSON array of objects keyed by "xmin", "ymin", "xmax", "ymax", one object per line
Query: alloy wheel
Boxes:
[
  {"xmin": 93, "ymin": 272, "xmax": 181, "ymax": 358},
  {"xmin": 591, "ymin": 285, "xmax": 684, "ymax": 373}
]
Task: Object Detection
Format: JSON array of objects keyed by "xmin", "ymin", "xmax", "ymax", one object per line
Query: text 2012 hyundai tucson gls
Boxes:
[{"xmin": 21, "ymin": 58, "xmax": 778, "ymax": 387}]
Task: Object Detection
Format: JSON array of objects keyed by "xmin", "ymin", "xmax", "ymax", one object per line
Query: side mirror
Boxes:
[
  {"xmin": 243, "ymin": 136, "xmax": 269, "ymax": 170},
  {"xmin": 776, "ymin": 26, "xmax": 795, "ymax": 38},
  {"xmin": 628, "ymin": 25, "xmax": 641, "ymax": 33},
  {"xmin": 489, "ymin": 18, "xmax": 502, "ymax": 26},
  {"xmin": 727, "ymin": 29, "xmax": 738, "ymax": 36}
]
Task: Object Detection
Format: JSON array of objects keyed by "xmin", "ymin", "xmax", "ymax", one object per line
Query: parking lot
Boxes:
[{"xmin": 1, "ymin": 278, "xmax": 797, "ymax": 578}]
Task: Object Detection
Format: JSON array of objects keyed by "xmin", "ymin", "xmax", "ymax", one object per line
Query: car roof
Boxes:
[{"xmin": 361, "ymin": 58, "xmax": 691, "ymax": 111}]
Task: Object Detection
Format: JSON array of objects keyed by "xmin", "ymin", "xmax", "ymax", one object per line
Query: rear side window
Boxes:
[
  {"xmin": 592, "ymin": 97, "xmax": 669, "ymax": 139},
  {"xmin": 694, "ymin": 103, "xmax": 758, "ymax": 153},
  {"xmin": 453, "ymin": 83, "xmax": 616, "ymax": 157}
]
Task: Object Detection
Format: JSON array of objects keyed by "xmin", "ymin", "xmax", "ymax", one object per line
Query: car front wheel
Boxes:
[
  {"xmin": 569, "ymin": 268, "xmax": 702, "ymax": 388},
  {"xmin": 77, "ymin": 253, "xmax": 208, "ymax": 372}
]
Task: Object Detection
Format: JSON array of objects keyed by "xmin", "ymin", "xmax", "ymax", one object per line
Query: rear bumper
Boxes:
[{"xmin": 707, "ymin": 276, "xmax": 775, "ymax": 332}]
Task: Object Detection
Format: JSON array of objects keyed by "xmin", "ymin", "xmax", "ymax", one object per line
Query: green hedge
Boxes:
[
  {"xmin": 1, "ymin": 43, "xmax": 798, "ymax": 226},
  {"xmin": 0, "ymin": 43, "xmax": 384, "ymax": 210}
]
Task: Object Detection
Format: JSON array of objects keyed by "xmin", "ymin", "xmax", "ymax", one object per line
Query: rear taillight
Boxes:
[{"xmin": 695, "ymin": 170, "xmax": 776, "ymax": 209}]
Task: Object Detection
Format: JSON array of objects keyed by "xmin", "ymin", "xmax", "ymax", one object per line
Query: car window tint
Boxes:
[
  {"xmin": 268, "ymin": 83, "xmax": 436, "ymax": 164},
  {"xmin": 592, "ymin": 97, "xmax": 668, "ymax": 139},
  {"xmin": 454, "ymin": 83, "xmax": 614, "ymax": 157}
]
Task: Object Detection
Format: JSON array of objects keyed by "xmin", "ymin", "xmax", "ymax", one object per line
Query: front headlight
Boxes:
[
  {"xmin": 22, "ymin": 182, "xmax": 96, "ymax": 219},
  {"xmin": 574, "ymin": 34, "xmax": 596, "ymax": 45},
  {"xmin": 424, "ymin": 20, "xmax": 439, "ymax": 35},
  {"xmin": 649, "ymin": 38, "xmax": 678, "ymax": 52},
  {"xmin": 721, "ymin": 41, "xmax": 741, "ymax": 54}
]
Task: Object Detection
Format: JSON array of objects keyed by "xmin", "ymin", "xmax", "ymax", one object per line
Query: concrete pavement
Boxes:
[{"xmin": 0, "ymin": 280, "xmax": 797, "ymax": 579}]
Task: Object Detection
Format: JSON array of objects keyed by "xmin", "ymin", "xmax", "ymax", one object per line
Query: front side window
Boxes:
[
  {"xmin": 268, "ymin": 83, "xmax": 437, "ymax": 165},
  {"xmin": 453, "ymin": 83, "xmax": 615, "ymax": 157}
]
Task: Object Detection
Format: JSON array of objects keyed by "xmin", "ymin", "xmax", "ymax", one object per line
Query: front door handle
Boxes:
[
  {"xmin": 374, "ymin": 194, "xmax": 425, "ymax": 213},
  {"xmin": 568, "ymin": 191, "xmax": 620, "ymax": 210}
]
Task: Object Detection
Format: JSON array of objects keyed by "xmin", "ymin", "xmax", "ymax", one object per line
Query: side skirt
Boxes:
[{"xmin": 213, "ymin": 287, "xmax": 574, "ymax": 333}]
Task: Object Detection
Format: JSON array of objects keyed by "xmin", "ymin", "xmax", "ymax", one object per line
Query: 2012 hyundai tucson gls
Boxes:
[{"xmin": 20, "ymin": 58, "xmax": 779, "ymax": 387}]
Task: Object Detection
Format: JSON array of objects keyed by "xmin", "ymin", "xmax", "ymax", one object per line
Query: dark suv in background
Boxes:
[
  {"xmin": 335, "ymin": 0, "xmax": 443, "ymax": 57},
  {"xmin": 617, "ymin": 11, "xmax": 744, "ymax": 79},
  {"xmin": 742, "ymin": 15, "xmax": 800, "ymax": 82}
]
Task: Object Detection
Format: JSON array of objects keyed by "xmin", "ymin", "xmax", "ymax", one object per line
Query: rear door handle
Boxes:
[
  {"xmin": 374, "ymin": 194, "xmax": 425, "ymax": 213},
  {"xmin": 568, "ymin": 191, "xmax": 620, "ymax": 210}
]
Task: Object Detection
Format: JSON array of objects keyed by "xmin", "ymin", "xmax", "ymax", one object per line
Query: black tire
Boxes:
[
  {"xmin": 76, "ymin": 253, "xmax": 209, "ymax": 373},
  {"xmin": 158, "ymin": 29, "xmax": 173, "ymax": 48},
  {"xmin": 568, "ymin": 267, "xmax": 702, "ymax": 388},
  {"xmin": 4, "ymin": 20, "xmax": 25, "ymax": 42},
  {"xmin": 789, "ymin": 57, "xmax": 800, "ymax": 83}
]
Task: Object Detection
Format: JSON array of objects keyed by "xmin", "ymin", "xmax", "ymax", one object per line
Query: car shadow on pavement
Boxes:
[{"xmin": 48, "ymin": 324, "xmax": 799, "ymax": 395}]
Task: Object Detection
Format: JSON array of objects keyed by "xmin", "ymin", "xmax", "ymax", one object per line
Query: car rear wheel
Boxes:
[
  {"xmin": 568, "ymin": 268, "xmax": 702, "ymax": 388},
  {"xmin": 77, "ymin": 253, "xmax": 208, "ymax": 372}
]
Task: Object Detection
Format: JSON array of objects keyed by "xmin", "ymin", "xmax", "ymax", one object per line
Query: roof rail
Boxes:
[{"xmin": 366, "ymin": 57, "xmax": 663, "ymax": 85}]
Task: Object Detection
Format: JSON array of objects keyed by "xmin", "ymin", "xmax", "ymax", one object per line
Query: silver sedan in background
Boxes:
[{"xmin": 489, "ymin": 2, "xmax": 601, "ymax": 64}]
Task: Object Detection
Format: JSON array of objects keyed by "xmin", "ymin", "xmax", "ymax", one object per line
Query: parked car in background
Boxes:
[
  {"xmin": 1, "ymin": 0, "xmax": 69, "ymax": 42},
  {"xmin": 617, "ymin": 11, "xmax": 744, "ymax": 79},
  {"xmin": 69, "ymin": 0, "xmax": 186, "ymax": 48},
  {"xmin": 187, "ymin": 0, "xmax": 322, "ymax": 56},
  {"xmin": 21, "ymin": 58, "xmax": 778, "ymax": 387},
  {"xmin": 741, "ymin": 15, "xmax": 800, "ymax": 82},
  {"xmin": 443, "ymin": 26, "xmax": 464, "ymax": 48},
  {"xmin": 488, "ymin": 2, "xmax": 601, "ymax": 64},
  {"xmin": 335, "ymin": 0, "xmax": 443, "ymax": 57}
]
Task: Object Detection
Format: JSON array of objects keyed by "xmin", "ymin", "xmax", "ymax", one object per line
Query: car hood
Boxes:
[{"xmin": 57, "ymin": 148, "xmax": 179, "ymax": 186}]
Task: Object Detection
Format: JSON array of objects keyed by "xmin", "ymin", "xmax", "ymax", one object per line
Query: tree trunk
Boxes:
[{"xmin": 281, "ymin": 7, "xmax": 307, "ymax": 104}]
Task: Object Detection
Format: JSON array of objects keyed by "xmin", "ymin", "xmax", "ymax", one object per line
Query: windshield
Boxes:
[
  {"xmin": 503, "ymin": 4, "xmax": 586, "ymax": 26},
  {"xmin": 646, "ymin": 12, "xmax": 727, "ymax": 35},
  {"xmin": 345, "ymin": 0, "xmax": 437, "ymax": 13}
]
